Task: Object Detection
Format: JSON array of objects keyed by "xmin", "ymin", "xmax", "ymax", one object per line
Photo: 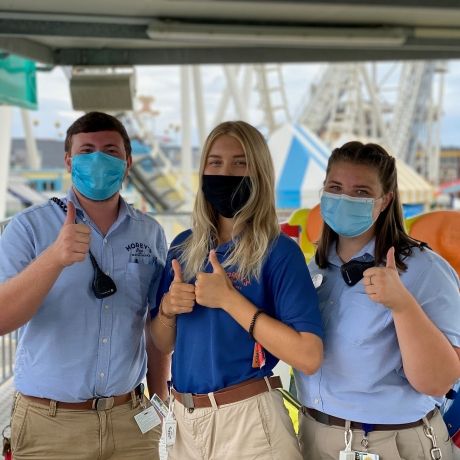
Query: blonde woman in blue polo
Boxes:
[
  {"xmin": 150, "ymin": 121, "xmax": 324, "ymax": 459},
  {"xmin": 295, "ymin": 141, "xmax": 460, "ymax": 460}
]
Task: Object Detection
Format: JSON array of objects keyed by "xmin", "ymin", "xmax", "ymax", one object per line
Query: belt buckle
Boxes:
[
  {"xmin": 182, "ymin": 393, "xmax": 195, "ymax": 409},
  {"xmin": 93, "ymin": 396, "xmax": 114, "ymax": 411}
]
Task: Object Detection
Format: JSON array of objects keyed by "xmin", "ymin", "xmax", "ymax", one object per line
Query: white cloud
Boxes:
[{"xmin": 9, "ymin": 60, "xmax": 460, "ymax": 147}]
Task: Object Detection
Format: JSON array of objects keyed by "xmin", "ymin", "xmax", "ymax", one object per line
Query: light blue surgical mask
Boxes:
[
  {"xmin": 71, "ymin": 151, "xmax": 127, "ymax": 201},
  {"xmin": 320, "ymin": 191, "xmax": 379, "ymax": 237}
]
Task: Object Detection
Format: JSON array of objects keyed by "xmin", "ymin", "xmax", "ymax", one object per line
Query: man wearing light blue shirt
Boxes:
[{"xmin": 0, "ymin": 112, "xmax": 169, "ymax": 460}]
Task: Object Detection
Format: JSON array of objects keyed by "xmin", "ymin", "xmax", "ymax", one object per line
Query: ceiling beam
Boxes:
[
  {"xmin": 0, "ymin": 38, "xmax": 54, "ymax": 64},
  {"xmin": 54, "ymin": 46, "xmax": 460, "ymax": 66}
]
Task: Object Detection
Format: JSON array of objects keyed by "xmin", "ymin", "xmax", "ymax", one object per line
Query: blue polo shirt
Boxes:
[
  {"xmin": 0, "ymin": 189, "xmax": 167, "ymax": 402},
  {"xmin": 153, "ymin": 230, "xmax": 323, "ymax": 394},
  {"xmin": 294, "ymin": 239, "xmax": 460, "ymax": 424}
]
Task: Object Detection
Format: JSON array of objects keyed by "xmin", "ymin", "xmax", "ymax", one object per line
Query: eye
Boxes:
[
  {"xmin": 234, "ymin": 160, "xmax": 247, "ymax": 166},
  {"xmin": 79, "ymin": 148, "xmax": 93, "ymax": 154},
  {"xmin": 325, "ymin": 184, "xmax": 341, "ymax": 193},
  {"xmin": 356, "ymin": 189, "xmax": 371, "ymax": 196}
]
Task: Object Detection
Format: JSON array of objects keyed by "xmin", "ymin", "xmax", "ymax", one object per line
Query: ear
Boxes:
[
  {"xmin": 125, "ymin": 155, "xmax": 132, "ymax": 178},
  {"xmin": 64, "ymin": 152, "xmax": 72, "ymax": 173},
  {"xmin": 380, "ymin": 192, "xmax": 394, "ymax": 213}
]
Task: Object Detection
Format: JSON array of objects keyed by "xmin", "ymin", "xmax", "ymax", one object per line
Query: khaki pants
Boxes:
[
  {"xmin": 169, "ymin": 388, "xmax": 302, "ymax": 460},
  {"xmin": 299, "ymin": 408, "xmax": 454, "ymax": 460},
  {"xmin": 11, "ymin": 393, "xmax": 161, "ymax": 460}
]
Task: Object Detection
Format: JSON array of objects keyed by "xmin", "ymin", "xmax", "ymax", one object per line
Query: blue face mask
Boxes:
[
  {"xmin": 71, "ymin": 151, "xmax": 127, "ymax": 201},
  {"xmin": 320, "ymin": 191, "xmax": 378, "ymax": 238}
]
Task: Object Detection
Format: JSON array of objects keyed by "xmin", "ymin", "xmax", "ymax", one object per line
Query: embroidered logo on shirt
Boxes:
[
  {"xmin": 226, "ymin": 271, "xmax": 250, "ymax": 289},
  {"xmin": 125, "ymin": 242, "xmax": 155, "ymax": 264}
]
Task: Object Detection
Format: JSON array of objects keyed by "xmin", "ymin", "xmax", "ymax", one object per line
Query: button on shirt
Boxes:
[
  {"xmin": 0, "ymin": 189, "xmax": 167, "ymax": 402},
  {"xmin": 294, "ymin": 239, "xmax": 460, "ymax": 424}
]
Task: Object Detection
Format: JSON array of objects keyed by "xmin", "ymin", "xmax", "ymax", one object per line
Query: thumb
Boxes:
[
  {"xmin": 64, "ymin": 201, "xmax": 76, "ymax": 225},
  {"xmin": 171, "ymin": 259, "xmax": 183, "ymax": 282},
  {"xmin": 209, "ymin": 250, "xmax": 224, "ymax": 274},
  {"xmin": 386, "ymin": 246, "xmax": 397, "ymax": 270}
]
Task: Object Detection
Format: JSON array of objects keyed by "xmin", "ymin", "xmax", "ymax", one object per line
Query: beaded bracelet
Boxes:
[
  {"xmin": 248, "ymin": 309, "xmax": 264, "ymax": 338},
  {"xmin": 158, "ymin": 296, "xmax": 176, "ymax": 328}
]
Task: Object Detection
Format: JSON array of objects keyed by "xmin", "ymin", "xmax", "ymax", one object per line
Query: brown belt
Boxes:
[
  {"xmin": 21, "ymin": 384, "xmax": 143, "ymax": 411},
  {"xmin": 173, "ymin": 376, "xmax": 282, "ymax": 409},
  {"xmin": 302, "ymin": 406, "xmax": 437, "ymax": 431}
]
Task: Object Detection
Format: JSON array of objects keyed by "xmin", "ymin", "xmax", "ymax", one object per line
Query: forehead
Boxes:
[
  {"xmin": 327, "ymin": 161, "xmax": 381, "ymax": 188},
  {"xmin": 208, "ymin": 134, "xmax": 245, "ymax": 157},
  {"xmin": 70, "ymin": 130, "xmax": 125, "ymax": 150}
]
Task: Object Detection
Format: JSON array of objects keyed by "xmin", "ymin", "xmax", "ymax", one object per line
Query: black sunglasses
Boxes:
[{"xmin": 51, "ymin": 198, "xmax": 117, "ymax": 299}]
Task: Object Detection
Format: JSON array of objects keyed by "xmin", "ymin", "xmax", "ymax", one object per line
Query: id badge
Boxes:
[
  {"xmin": 134, "ymin": 405, "xmax": 161, "ymax": 434},
  {"xmin": 353, "ymin": 452, "xmax": 379, "ymax": 460},
  {"xmin": 151, "ymin": 393, "xmax": 169, "ymax": 418},
  {"xmin": 164, "ymin": 414, "xmax": 177, "ymax": 447}
]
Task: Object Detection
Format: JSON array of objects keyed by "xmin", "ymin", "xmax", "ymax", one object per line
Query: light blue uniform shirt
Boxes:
[
  {"xmin": 0, "ymin": 189, "xmax": 167, "ymax": 402},
  {"xmin": 295, "ymin": 239, "xmax": 460, "ymax": 424}
]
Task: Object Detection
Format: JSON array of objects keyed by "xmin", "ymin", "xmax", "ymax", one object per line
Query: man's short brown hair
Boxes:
[{"xmin": 65, "ymin": 112, "xmax": 132, "ymax": 156}]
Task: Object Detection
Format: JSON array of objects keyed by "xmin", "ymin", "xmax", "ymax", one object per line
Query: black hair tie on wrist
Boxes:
[{"xmin": 248, "ymin": 310, "xmax": 264, "ymax": 339}]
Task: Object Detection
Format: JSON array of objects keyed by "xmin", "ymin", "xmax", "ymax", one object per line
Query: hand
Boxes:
[
  {"xmin": 362, "ymin": 247, "xmax": 411, "ymax": 311},
  {"xmin": 50, "ymin": 201, "xmax": 91, "ymax": 267},
  {"xmin": 161, "ymin": 259, "xmax": 195, "ymax": 318},
  {"xmin": 195, "ymin": 250, "xmax": 236, "ymax": 310}
]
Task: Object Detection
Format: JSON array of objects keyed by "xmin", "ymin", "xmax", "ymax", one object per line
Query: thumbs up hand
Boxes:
[
  {"xmin": 161, "ymin": 259, "xmax": 195, "ymax": 318},
  {"xmin": 362, "ymin": 247, "xmax": 409, "ymax": 311},
  {"xmin": 195, "ymin": 250, "xmax": 236, "ymax": 309},
  {"xmin": 51, "ymin": 201, "xmax": 91, "ymax": 267}
]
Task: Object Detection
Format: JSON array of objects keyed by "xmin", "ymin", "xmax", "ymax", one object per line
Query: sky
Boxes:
[{"xmin": 10, "ymin": 60, "xmax": 460, "ymax": 148}]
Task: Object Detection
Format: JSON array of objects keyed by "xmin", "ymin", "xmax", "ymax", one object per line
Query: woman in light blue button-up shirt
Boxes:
[{"xmin": 295, "ymin": 141, "xmax": 460, "ymax": 460}]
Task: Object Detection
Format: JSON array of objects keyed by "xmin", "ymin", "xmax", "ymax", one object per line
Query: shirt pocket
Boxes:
[
  {"xmin": 124, "ymin": 261, "xmax": 157, "ymax": 313},
  {"xmin": 331, "ymin": 292, "xmax": 393, "ymax": 346}
]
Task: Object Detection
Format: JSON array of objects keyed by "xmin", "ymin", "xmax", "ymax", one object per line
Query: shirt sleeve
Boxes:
[
  {"xmin": 147, "ymin": 225, "xmax": 168, "ymax": 309},
  {"xmin": 409, "ymin": 250, "xmax": 460, "ymax": 347},
  {"xmin": 266, "ymin": 235, "xmax": 324, "ymax": 338},
  {"xmin": 0, "ymin": 215, "xmax": 36, "ymax": 284}
]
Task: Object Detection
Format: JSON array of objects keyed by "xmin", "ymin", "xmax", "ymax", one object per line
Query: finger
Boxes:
[
  {"xmin": 363, "ymin": 267, "xmax": 380, "ymax": 277},
  {"xmin": 73, "ymin": 243, "xmax": 90, "ymax": 254},
  {"xmin": 173, "ymin": 284, "xmax": 196, "ymax": 294},
  {"xmin": 170, "ymin": 299, "xmax": 195, "ymax": 309},
  {"xmin": 364, "ymin": 285, "xmax": 378, "ymax": 296},
  {"xmin": 64, "ymin": 201, "xmax": 76, "ymax": 225},
  {"xmin": 386, "ymin": 246, "xmax": 397, "ymax": 270},
  {"xmin": 75, "ymin": 223, "xmax": 91, "ymax": 235},
  {"xmin": 208, "ymin": 250, "xmax": 225, "ymax": 274},
  {"xmin": 170, "ymin": 287, "xmax": 196, "ymax": 300},
  {"xmin": 172, "ymin": 259, "xmax": 184, "ymax": 283},
  {"xmin": 74, "ymin": 233, "xmax": 91, "ymax": 244}
]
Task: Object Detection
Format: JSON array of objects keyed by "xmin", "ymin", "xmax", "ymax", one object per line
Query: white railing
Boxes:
[{"xmin": 0, "ymin": 218, "xmax": 17, "ymax": 386}]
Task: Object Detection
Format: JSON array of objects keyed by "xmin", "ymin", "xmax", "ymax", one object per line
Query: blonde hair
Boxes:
[{"xmin": 178, "ymin": 121, "xmax": 280, "ymax": 281}]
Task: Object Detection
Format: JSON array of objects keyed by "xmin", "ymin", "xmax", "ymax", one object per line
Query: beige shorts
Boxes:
[
  {"xmin": 168, "ymin": 388, "xmax": 302, "ymax": 460},
  {"xmin": 11, "ymin": 393, "xmax": 161, "ymax": 460},
  {"xmin": 298, "ymin": 407, "xmax": 454, "ymax": 460}
]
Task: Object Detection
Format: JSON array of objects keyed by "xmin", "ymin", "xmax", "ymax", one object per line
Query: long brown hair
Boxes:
[{"xmin": 315, "ymin": 141, "xmax": 423, "ymax": 270}]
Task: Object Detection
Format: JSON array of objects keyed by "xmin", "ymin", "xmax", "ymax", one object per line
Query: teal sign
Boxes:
[{"xmin": 0, "ymin": 54, "xmax": 37, "ymax": 109}]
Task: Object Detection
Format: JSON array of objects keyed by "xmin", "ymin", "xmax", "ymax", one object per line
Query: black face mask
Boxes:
[{"xmin": 202, "ymin": 175, "xmax": 252, "ymax": 218}]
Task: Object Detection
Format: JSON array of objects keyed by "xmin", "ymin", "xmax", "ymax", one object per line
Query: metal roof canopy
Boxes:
[{"xmin": 2, "ymin": 0, "xmax": 460, "ymax": 65}]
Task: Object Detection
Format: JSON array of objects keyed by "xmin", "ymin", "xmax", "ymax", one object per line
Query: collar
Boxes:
[
  {"xmin": 214, "ymin": 238, "xmax": 236, "ymax": 255},
  {"xmin": 328, "ymin": 238, "xmax": 376, "ymax": 267}
]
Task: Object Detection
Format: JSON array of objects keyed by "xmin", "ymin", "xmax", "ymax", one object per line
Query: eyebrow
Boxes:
[
  {"xmin": 207, "ymin": 154, "xmax": 246, "ymax": 158},
  {"xmin": 78, "ymin": 143, "xmax": 121, "ymax": 149},
  {"xmin": 326, "ymin": 180, "xmax": 374, "ymax": 190}
]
